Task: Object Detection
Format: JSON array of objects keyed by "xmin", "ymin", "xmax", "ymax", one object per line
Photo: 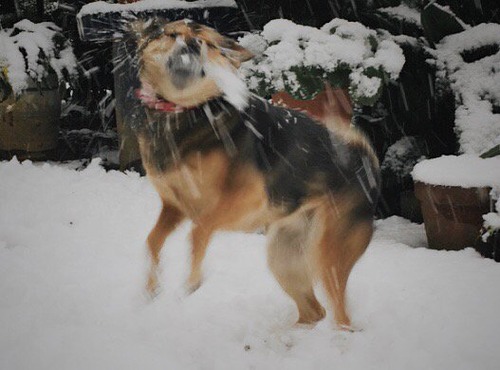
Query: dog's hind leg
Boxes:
[
  {"xmin": 146, "ymin": 203, "xmax": 184, "ymax": 297},
  {"xmin": 315, "ymin": 196, "xmax": 373, "ymax": 330},
  {"xmin": 267, "ymin": 214, "xmax": 326, "ymax": 325}
]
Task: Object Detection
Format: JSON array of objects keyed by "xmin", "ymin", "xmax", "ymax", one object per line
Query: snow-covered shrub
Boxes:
[
  {"xmin": 0, "ymin": 19, "xmax": 77, "ymax": 96},
  {"xmin": 381, "ymin": 136, "xmax": 426, "ymax": 179},
  {"xmin": 433, "ymin": 23, "xmax": 500, "ymax": 155},
  {"xmin": 239, "ymin": 18, "xmax": 405, "ymax": 105},
  {"xmin": 376, "ymin": 2, "xmax": 422, "ymax": 30}
]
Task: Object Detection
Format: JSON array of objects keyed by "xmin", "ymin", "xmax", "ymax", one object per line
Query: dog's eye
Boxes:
[
  {"xmin": 166, "ymin": 32, "xmax": 178, "ymax": 39},
  {"xmin": 206, "ymin": 42, "xmax": 216, "ymax": 49}
]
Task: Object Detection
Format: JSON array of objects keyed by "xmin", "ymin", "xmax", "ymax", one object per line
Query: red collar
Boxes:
[{"xmin": 135, "ymin": 88, "xmax": 194, "ymax": 113}]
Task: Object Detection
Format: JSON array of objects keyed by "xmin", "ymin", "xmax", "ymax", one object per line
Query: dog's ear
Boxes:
[
  {"xmin": 219, "ymin": 37, "xmax": 254, "ymax": 64},
  {"xmin": 130, "ymin": 20, "xmax": 148, "ymax": 40},
  {"xmin": 129, "ymin": 19, "xmax": 164, "ymax": 48}
]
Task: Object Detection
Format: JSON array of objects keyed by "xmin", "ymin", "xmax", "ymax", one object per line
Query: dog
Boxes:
[{"xmin": 132, "ymin": 19, "xmax": 380, "ymax": 330}]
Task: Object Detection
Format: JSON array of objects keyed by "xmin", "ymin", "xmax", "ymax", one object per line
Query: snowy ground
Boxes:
[{"xmin": 1, "ymin": 159, "xmax": 500, "ymax": 370}]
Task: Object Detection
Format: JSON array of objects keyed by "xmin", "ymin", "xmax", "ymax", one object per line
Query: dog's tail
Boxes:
[
  {"xmin": 320, "ymin": 84, "xmax": 352, "ymax": 130},
  {"xmin": 321, "ymin": 84, "xmax": 380, "ymax": 171},
  {"xmin": 314, "ymin": 194, "xmax": 374, "ymax": 330}
]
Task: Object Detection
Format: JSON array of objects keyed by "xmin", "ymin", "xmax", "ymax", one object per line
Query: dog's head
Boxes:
[{"xmin": 133, "ymin": 19, "xmax": 253, "ymax": 108}]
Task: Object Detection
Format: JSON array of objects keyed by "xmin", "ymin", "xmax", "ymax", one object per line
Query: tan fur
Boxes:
[
  {"xmin": 314, "ymin": 194, "xmax": 373, "ymax": 329},
  {"xmin": 146, "ymin": 203, "xmax": 184, "ymax": 295},
  {"xmin": 266, "ymin": 204, "xmax": 326, "ymax": 324},
  {"xmin": 265, "ymin": 194, "xmax": 372, "ymax": 328}
]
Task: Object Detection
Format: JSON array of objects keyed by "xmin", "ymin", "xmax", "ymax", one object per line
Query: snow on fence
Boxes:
[{"xmin": 77, "ymin": 0, "xmax": 241, "ymax": 42}]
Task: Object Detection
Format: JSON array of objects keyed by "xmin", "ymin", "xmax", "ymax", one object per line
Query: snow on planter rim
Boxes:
[
  {"xmin": 78, "ymin": 0, "xmax": 237, "ymax": 16},
  {"xmin": 412, "ymin": 155, "xmax": 500, "ymax": 188}
]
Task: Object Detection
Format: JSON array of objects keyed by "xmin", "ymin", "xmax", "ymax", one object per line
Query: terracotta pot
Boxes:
[
  {"xmin": 414, "ymin": 181, "xmax": 491, "ymax": 250},
  {"xmin": 271, "ymin": 86, "xmax": 352, "ymax": 127},
  {"xmin": 0, "ymin": 76, "xmax": 60, "ymax": 160}
]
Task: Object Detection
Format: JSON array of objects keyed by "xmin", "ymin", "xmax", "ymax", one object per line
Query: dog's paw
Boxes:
[
  {"xmin": 297, "ymin": 305, "xmax": 326, "ymax": 325},
  {"xmin": 338, "ymin": 323, "xmax": 362, "ymax": 333},
  {"xmin": 185, "ymin": 279, "xmax": 203, "ymax": 295},
  {"xmin": 146, "ymin": 274, "xmax": 161, "ymax": 300},
  {"xmin": 146, "ymin": 285, "xmax": 161, "ymax": 300}
]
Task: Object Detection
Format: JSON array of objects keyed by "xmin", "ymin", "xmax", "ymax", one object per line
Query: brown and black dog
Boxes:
[{"xmin": 132, "ymin": 19, "xmax": 380, "ymax": 330}]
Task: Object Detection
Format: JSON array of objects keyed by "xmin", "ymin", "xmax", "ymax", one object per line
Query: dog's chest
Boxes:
[
  {"xmin": 143, "ymin": 146, "xmax": 276, "ymax": 230},
  {"xmin": 144, "ymin": 149, "xmax": 229, "ymax": 216}
]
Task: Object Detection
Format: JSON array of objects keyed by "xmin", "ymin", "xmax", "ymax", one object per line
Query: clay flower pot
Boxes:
[
  {"xmin": 412, "ymin": 155, "xmax": 500, "ymax": 251},
  {"xmin": 414, "ymin": 182, "xmax": 490, "ymax": 250}
]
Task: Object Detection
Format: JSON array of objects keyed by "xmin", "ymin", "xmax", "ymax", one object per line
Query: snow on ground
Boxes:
[{"xmin": 1, "ymin": 159, "xmax": 500, "ymax": 370}]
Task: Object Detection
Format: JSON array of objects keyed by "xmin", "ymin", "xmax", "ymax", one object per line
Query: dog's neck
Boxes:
[
  {"xmin": 135, "ymin": 87, "xmax": 232, "ymax": 116},
  {"xmin": 135, "ymin": 88, "xmax": 197, "ymax": 113}
]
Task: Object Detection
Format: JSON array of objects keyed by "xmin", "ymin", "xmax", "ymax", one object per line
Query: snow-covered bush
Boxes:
[
  {"xmin": 381, "ymin": 136, "xmax": 426, "ymax": 179},
  {"xmin": 239, "ymin": 18, "xmax": 405, "ymax": 105},
  {"xmin": 432, "ymin": 23, "xmax": 500, "ymax": 155},
  {"xmin": 377, "ymin": 3, "xmax": 422, "ymax": 29},
  {"xmin": 0, "ymin": 19, "xmax": 77, "ymax": 97}
]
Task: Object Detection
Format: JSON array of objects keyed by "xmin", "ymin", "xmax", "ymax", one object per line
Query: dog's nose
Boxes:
[
  {"xmin": 185, "ymin": 38, "xmax": 200, "ymax": 54},
  {"xmin": 166, "ymin": 42, "xmax": 204, "ymax": 89},
  {"xmin": 167, "ymin": 53, "xmax": 194, "ymax": 70}
]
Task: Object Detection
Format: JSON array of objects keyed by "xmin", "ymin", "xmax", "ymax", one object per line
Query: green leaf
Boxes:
[
  {"xmin": 288, "ymin": 66, "xmax": 324, "ymax": 100},
  {"xmin": 480, "ymin": 145, "xmax": 500, "ymax": 158}
]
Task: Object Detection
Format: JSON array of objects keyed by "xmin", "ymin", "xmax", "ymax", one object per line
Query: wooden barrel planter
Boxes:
[
  {"xmin": 414, "ymin": 182, "xmax": 490, "ymax": 250},
  {"xmin": 0, "ymin": 75, "xmax": 61, "ymax": 161}
]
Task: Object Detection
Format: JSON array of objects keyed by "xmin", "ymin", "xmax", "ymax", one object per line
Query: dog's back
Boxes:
[{"xmin": 240, "ymin": 96, "xmax": 380, "ymax": 214}]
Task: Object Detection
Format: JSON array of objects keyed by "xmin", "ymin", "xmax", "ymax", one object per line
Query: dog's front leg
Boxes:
[
  {"xmin": 186, "ymin": 223, "xmax": 214, "ymax": 293},
  {"xmin": 146, "ymin": 203, "xmax": 184, "ymax": 297}
]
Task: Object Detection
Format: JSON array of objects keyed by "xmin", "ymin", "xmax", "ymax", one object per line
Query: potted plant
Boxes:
[
  {"xmin": 238, "ymin": 18, "xmax": 405, "ymax": 117},
  {"xmin": 0, "ymin": 19, "xmax": 77, "ymax": 160}
]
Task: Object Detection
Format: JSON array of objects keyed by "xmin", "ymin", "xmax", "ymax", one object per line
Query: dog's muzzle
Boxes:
[{"xmin": 167, "ymin": 40, "xmax": 205, "ymax": 89}]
